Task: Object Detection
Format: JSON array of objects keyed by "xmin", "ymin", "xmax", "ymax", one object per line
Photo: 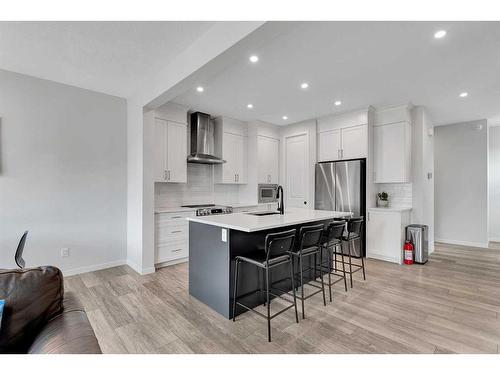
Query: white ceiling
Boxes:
[
  {"xmin": 0, "ymin": 21, "xmax": 216, "ymax": 98},
  {"xmin": 172, "ymin": 21, "xmax": 500, "ymax": 126}
]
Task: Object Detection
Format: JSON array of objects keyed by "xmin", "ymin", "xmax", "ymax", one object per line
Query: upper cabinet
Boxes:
[
  {"xmin": 257, "ymin": 135, "xmax": 279, "ymax": 184},
  {"xmin": 154, "ymin": 118, "xmax": 188, "ymax": 183},
  {"xmin": 317, "ymin": 110, "xmax": 368, "ymax": 162},
  {"xmin": 373, "ymin": 105, "xmax": 412, "ymax": 183},
  {"xmin": 214, "ymin": 117, "xmax": 248, "ymax": 184}
]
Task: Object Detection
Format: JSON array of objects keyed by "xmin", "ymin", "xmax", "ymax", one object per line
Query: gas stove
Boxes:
[{"xmin": 181, "ymin": 204, "xmax": 233, "ymax": 216}]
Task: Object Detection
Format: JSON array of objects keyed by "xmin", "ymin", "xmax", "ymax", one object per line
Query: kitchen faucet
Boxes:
[{"xmin": 277, "ymin": 185, "xmax": 284, "ymax": 215}]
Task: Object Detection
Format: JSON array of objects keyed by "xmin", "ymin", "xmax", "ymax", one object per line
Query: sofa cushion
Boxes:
[
  {"xmin": 0, "ymin": 266, "xmax": 64, "ymax": 353},
  {"xmin": 28, "ymin": 292, "xmax": 101, "ymax": 354}
]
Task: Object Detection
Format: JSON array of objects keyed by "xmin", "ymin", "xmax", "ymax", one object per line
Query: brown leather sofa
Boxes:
[{"xmin": 0, "ymin": 266, "xmax": 101, "ymax": 354}]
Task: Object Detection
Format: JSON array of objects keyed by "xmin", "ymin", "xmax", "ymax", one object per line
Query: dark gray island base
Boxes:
[{"xmin": 188, "ymin": 218, "xmax": 334, "ymax": 319}]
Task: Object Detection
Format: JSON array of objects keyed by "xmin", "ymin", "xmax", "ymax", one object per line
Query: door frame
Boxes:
[{"xmin": 283, "ymin": 131, "xmax": 312, "ymax": 209}]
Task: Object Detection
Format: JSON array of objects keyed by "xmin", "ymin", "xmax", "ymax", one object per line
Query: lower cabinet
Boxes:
[
  {"xmin": 155, "ymin": 210, "xmax": 195, "ymax": 266},
  {"xmin": 366, "ymin": 208, "xmax": 411, "ymax": 264}
]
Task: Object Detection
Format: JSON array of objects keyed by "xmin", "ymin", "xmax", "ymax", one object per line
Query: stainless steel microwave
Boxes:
[{"xmin": 258, "ymin": 184, "xmax": 278, "ymax": 203}]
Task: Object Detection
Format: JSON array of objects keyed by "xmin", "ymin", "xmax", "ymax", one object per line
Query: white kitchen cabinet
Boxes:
[
  {"xmin": 154, "ymin": 118, "xmax": 187, "ymax": 183},
  {"xmin": 318, "ymin": 124, "xmax": 367, "ymax": 162},
  {"xmin": 366, "ymin": 208, "xmax": 411, "ymax": 264},
  {"xmin": 155, "ymin": 210, "xmax": 194, "ymax": 265},
  {"xmin": 257, "ymin": 136, "xmax": 279, "ymax": 183},
  {"xmin": 214, "ymin": 117, "xmax": 248, "ymax": 184},
  {"xmin": 373, "ymin": 121, "xmax": 411, "ymax": 183}
]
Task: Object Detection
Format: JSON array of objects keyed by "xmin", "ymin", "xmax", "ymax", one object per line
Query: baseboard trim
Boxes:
[
  {"xmin": 126, "ymin": 260, "xmax": 156, "ymax": 275},
  {"xmin": 435, "ymin": 238, "xmax": 490, "ymax": 249},
  {"xmin": 489, "ymin": 237, "xmax": 500, "ymax": 243},
  {"xmin": 366, "ymin": 252, "xmax": 401, "ymax": 264},
  {"xmin": 62, "ymin": 260, "xmax": 126, "ymax": 277},
  {"xmin": 156, "ymin": 257, "xmax": 188, "ymax": 269}
]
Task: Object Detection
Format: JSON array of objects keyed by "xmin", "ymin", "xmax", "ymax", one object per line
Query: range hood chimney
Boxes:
[{"xmin": 187, "ymin": 112, "xmax": 225, "ymax": 164}]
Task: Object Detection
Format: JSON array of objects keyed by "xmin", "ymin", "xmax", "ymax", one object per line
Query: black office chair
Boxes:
[{"xmin": 15, "ymin": 231, "xmax": 29, "ymax": 269}]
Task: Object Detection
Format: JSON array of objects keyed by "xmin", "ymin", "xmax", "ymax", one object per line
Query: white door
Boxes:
[
  {"xmin": 222, "ymin": 132, "xmax": 236, "ymax": 183},
  {"xmin": 318, "ymin": 129, "xmax": 341, "ymax": 162},
  {"xmin": 166, "ymin": 121, "xmax": 187, "ymax": 183},
  {"xmin": 341, "ymin": 125, "xmax": 367, "ymax": 159},
  {"xmin": 258, "ymin": 136, "xmax": 279, "ymax": 183},
  {"xmin": 153, "ymin": 118, "xmax": 168, "ymax": 182},
  {"xmin": 285, "ymin": 133, "xmax": 310, "ymax": 208},
  {"xmin": 373, "ymin": 122, "xmax": 407, "ymax": 183}
]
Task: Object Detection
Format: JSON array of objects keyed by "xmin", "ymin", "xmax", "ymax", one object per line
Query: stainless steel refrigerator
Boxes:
[{"xmin": 315, "ymin": 159, "xmax": 366, "ymax": 257}]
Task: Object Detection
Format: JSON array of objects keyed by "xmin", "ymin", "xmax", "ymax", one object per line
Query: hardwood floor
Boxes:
[{"xmin": 65, "ymin": 243, "xmax": 500, "ymax": 354}]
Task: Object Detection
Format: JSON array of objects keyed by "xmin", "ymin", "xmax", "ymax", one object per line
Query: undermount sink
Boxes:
[{"xmin": 245, "ymin": 211, "xmax": 280, "ymax": 216}]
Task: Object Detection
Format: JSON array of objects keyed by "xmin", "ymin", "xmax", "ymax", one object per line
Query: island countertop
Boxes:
[{"xmin": 186, "ymin": 208, "xmax": 351, "ymax": 232}]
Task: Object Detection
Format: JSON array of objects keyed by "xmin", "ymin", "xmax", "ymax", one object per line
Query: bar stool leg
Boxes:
[
  {"xmin": 265, "ymin": 266, "xmax": 271, "ymax": 342},
  {"xmin": 232, "ymin": 259, "xmax": 240, "ymax": 321},
  {"xmin": 361, "ymin": 251, "xmax": 366, "ymax": 280},
  {"xmin": 339, "ymin": 244, "xmax": 348, "ymax": 292},
  {"xmin": 348, "ymin": 241, "xmax": 353, "ymax": 288},
  {"xmin": 326, "ymin": 246, "xmax": 332, "ymax": 302},
  {"xmin": 289, "ymin": 260, "xmax": 299, "ymax": 323},
  {"xmin": 299, "ymin": 254, "xmax": 305, "ymax": 319},
  {"xmin": 319, "ymin": 252, "xmax": 326, "ymax": 306}
]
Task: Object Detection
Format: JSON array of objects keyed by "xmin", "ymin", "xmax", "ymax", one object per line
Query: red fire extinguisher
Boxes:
[{"xmin": 404, "ymin": 241, "xmax": 414, "ymax": 265}]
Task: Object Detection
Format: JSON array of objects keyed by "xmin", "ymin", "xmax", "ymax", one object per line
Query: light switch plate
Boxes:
[
  {"xmin": 221, "ymin": 228, "xmax": 227, "ymax": 242},
  {"xmin": 60, "ymin": 248, "xmax": 69, "ymax": 257}
]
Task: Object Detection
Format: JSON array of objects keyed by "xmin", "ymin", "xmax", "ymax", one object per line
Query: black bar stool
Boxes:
[
  {"xmin": 289, "ymin": 223, "xmax": 326, "ymax": 319},
  {"xmin": 232, "ymin": 229, "xmax": 298, "ymax": 342},
  {"xmin": 341, "ymin": 217, "xmax": 366, "ymax": 288},
  {"xmin": 320, "ymin": 221, "xmax": 348, "ymax": 301}
]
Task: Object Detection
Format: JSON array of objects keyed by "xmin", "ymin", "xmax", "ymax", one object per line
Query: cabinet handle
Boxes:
[
  {"xmin": 172, "ymin": 248, "xmax": 183, "ymax": 252},
  {"xmin": 170, "ymin": 216, "xmax": 182, "ymax": 219},
  {"xmin": 236, "ymin": 174, "xmax": 239, "ymax": 182},
  {"xmin": 338, "ymin": 149, "xmax": 341, "ymax": 159},
  {"xmin": 164, "ymin": 170, "xmax": 167, "ymax": 180},
  {"xmin": 367, "ymin": 212, "xmax": 370, "ymax": 221},
  {"xmin": 341, "ymin": 149, "xmax": 344, "ymax": 159},
  {"xmin": 171, "ymin": 230, "xmax": 182, "ymax": 234}
]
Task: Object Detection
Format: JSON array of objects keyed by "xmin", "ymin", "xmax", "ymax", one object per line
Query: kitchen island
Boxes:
[{"xmin": 187, "ymin": 208, "xmax": 351, "ymax": 319}]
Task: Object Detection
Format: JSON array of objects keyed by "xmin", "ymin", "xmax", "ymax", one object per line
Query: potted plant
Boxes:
[{"xmin": 377, "ymin": 191, "xmax": 389, "ymax": 207}]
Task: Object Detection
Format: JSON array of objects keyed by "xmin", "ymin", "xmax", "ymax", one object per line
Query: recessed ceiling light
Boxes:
[
  {"xmin": 196, "ymin": 86, "xmax": 204, "ymax": 93},
  {"xmin": 434, "ymin": 30, "xmax": 447, "ymax": 39},
  {"xmin": 249, "ymin": 55, "xmax": 259, "ymax": 63},
  {"xmin": 334, "ymin": 100, "xmax": 342, "ymax": 106},
  {"xmin": 247, "ymin": 104, "xmax": 253, "ymax": 109},
  {"xmin": 459, "ymin": 92, "xmax": 468, "ymax": 98},
  {"xmin": 282, "ymin": 116, "xmax": 288, "ymax": 120},
  {"xmin": 300, "ymin": 82, "xmax": 309, "ymax": 89}
]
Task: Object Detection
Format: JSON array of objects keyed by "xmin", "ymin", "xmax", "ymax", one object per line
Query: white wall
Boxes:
[
  {"xmin": 435, "ymin": 120, "xmax": 488, "ymax": 247},
  {"xmin": 411, "ymin": 106, "xmax": 435, "ymax": 253},
  {"xmin": 0, "ymin": 69, "xmax": 127, "ymax": 275},
  {"xmin": 489, "ymin": 125, "xmax": 500, "ymax": 242}
]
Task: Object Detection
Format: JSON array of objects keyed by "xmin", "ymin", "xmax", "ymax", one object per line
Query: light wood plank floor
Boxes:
[{"xmin": 65, "ymin": 242, "xmax": 500, "ymax": 354}]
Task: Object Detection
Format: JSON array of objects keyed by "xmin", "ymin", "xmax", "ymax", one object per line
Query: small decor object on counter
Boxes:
[{"xmin": 377, "ymin": 191, "xmax": 389, "ymax": 207}]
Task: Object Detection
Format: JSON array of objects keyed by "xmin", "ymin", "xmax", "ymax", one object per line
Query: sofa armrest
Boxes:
[{"xmin": 28, "ymin": 292, "xmax": 101, "ymax": 354}]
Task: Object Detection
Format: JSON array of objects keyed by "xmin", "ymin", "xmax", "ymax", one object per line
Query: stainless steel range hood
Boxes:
[{"xmin": 187, "ymin": 112, "xmax": 225, "ymax": 164}]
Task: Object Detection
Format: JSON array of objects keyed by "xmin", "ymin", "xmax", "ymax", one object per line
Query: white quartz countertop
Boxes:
[
  {"xmin": 186, "ymin": 208, "xmax": 352, "ymax": 232},
  {"xmin": 367, "ymin": 207, "xmax": 412, "ymax": 212}
]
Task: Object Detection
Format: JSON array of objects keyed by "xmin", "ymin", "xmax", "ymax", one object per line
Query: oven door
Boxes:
[{"xmin": 258, "ymin": 184, "xmax": 278, "ymax": 203}]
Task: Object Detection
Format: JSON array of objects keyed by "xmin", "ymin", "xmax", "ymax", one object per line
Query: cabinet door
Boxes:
[
  {"xmin": 166, "ymin": 121, "xmax": 187, "ymax": 183},
  {"xmin": 221, "ymin": 132, "xmax": 237, "ymax": 183},
  {"xmin": 318, "ymin": 129, "xmax": 341, "ymax": 162},
  {"xmin": 373, "ymin": 122, "xmax": 409, "ymax": 183},
  {"xmin": 257, "ymin": 136, "xmax": 279, "ymax": 183},
  {"xmin": 366, "ymin": 211, "xmax": 402, "ymax": 263},
  {"xmin": 234, "ymin": 133, "xmax": 248, "ymax": 184},
  {"xmin": 153, "ymin": 118, "xmax": 168, "ymax": 182},
  {"xmin": 341, "ymin": 124, "xmax": 367, "ymax": 159}
]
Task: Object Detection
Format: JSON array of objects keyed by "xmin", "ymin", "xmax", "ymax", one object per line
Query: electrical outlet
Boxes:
[{"xmin": 60, "ymin": 248, "xmax": 69, "ymax": 257}]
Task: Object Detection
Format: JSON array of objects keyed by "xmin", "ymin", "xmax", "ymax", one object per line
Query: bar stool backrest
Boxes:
[
  {"xmin": 265, "ymin": 228, "xmax": 296, "ymax": 262},
  {"xmin": 298, "ymin": 223, "xmax": 324, "ymax": 251},
  {"xmin": 324, "ymin": 221, "xmax": 346, "ymax": 244},
  {"xmin": 346, "ymin": 217, "xmax": 363, "ymax": 239}
]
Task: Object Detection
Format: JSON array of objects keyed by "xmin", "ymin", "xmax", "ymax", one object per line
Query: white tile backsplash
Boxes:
[
  {"xmin": 155, "ymin": 164, "xmax": 239, "ymax": 208},
  {"xmin": 375, "ymin": 183, "xmax": 412, "ymax": 208}
]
